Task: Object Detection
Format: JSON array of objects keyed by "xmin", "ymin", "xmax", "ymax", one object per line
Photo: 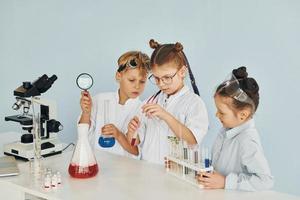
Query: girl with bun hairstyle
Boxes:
[
  {"xmin": 198, "ymin": 67, "xmax": 274, "ymax": 191},
  {"xmin": 126, "ymin": 39, "xmax": 209, "ymax": 164}
]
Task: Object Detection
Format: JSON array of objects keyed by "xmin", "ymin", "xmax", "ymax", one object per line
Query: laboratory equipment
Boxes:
[
  {"xmin": 130, "ymin": 90, "xmax": 162, "ymax": 146},
  {"xmin": 68, "ymin": 124, "xmax": 99, "ymax": 178},
  {"xmin": 76, "ymin": 73, "xmax": 94, "ymax": 114},
  {"xmin": 165, "ymin": 136, "xmax": 213, "ymax": 188},
  {"xmin": 44, "ymin": 174, "xmax": 51, "ymax": 189},
  {"xmin": 56, "ymin": 171, "xmax": 62, "ymax": 185},
  {"xmin": 98, "ymin": 100, "xmax": 115, "ymax": 148},
  {"xmin": 51, "ymin": 174, "xmax": 58, "ymax": 188},
  {"xmin": 4, "ymin": 74, "xmax": 64, "ymax": 160},
  {"xmin": 216, "ymin": 72, "xmax": 255, "ymax": 110},
  {"xmin": 76, "ymin": 73, "xmax": 93, "ymax": 91},
  {"xmin": 117, "ymin": 58, "xmax": 138, "ymax": 72}
]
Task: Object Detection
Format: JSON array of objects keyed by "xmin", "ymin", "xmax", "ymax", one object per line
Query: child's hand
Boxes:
[
  {"xmin": 142, "ymin": 103, "xmax": 167, "ymax": 120},
  {"xmin": 197, "ymin": 171, "xmax": 225, "ymax": 189},
  {"xmin": 101, "ymin": 124, "xmax": 121, "ymax": 138},
  {"xmin": 80, "ymin": 91, "xmax": 92, "ymax": 114},
  {"xmin": 127, "ymin": 116, "xmax": 140, "ymax": 138}
]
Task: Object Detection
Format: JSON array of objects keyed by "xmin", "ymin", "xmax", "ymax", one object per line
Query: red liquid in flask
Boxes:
[{"xmin": 68, "ymin": 163, "xmax": 99, "ymax": 178}]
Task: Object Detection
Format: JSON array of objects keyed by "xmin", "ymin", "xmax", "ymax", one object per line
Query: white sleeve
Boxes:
[
  {"xmin": 225, "ymin": 139, "xmax": 274, "ymax": 191},
  {"xmin": 123, "ymin": 102, "xmax": 143, "ymax": 160},
  {"xmin": 136, "ymin": 114, "xmax": 147, "ymax": 157},
  {"xmin": 77, "ymin": 96, "xmax": 98, "ymax": 147},
  {"xmin": 184, "ymin": 98, "xmax": 209, "ymax": 145}
]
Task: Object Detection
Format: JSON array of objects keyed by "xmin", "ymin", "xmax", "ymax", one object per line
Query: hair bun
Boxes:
[
  {"xmin": 244, "ymin": 78, "xmax": 259, "ymax": 93},
  {"xmin": 174, "ymin": 42, "xmax": 183, "ymax": 52},
  {"xmin": 233, "ymin": 66, "xmax": 248, "ymax": 79},
  {"xmin": 149, "ymin": 39, "xmax": 160, "ymax": 49}
]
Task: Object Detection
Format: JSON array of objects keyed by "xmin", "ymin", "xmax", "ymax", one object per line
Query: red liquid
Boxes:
[
  {"xmin": 68, "ymin": 163, "xmax": 99, "ymax": 178},
  {"xmin": 131, "ymin": 138, "xmax": 136, "ymax": 146}
]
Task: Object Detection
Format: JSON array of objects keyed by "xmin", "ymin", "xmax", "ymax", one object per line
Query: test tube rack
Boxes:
[{"xmin": 165, "ymin": 136, "xmax": 213, "ymax": 188}]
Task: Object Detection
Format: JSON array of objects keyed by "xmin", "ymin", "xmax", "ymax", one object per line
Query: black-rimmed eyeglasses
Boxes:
[{"xmin": 148, "ymin": 70, "xmax": 179, "ymax": 85}]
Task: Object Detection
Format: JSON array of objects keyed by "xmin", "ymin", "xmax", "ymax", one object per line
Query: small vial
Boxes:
[
  {"xmin": 44, "ymin": 174, "xmax": 51, "ymax": 190},
  {"xmin": 51, "ymin": 174, "xmax": 58, "ymax": 189},
  {"xmin": 56, "ymin": 172, "xmax": 62, "ymax": 185}
]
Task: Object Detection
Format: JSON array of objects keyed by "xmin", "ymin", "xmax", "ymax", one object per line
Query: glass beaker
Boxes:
[
  {"xmin": 98, "ymin": 100, "xmax": 115, "ymax": 148},
  {"xmin": 68, "ymin": 124, "xmax": 99, "ymax": 178}
]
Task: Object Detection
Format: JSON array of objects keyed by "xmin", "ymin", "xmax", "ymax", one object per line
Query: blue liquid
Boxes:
[
  {"xmin": 204, "ymin": 158, "xmax": 210, "ymax": 168},
  {"xmin": 98, "ymin": 136, "xmax": 115, "ymax": 148}
]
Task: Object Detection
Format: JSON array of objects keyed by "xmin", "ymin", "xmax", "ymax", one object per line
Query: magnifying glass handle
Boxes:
[{"xmin": 83, "ymin": 90, "xmax": 88, "ymax": 97}]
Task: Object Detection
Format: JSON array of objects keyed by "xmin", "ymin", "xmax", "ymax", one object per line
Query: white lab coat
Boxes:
[
  {"xmin": 212, "ymin": 119, "xmax": 274, "ymax": 191},
  {"xmin": 138, "ymin": 86, "xmax": 209, "ymax": 165},
  {"xmin": 86, "ymin": 91, "xmax": 142, "ymax": 156}
]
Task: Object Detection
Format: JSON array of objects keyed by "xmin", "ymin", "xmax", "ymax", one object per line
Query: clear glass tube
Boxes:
[
  {"xmin": 30, "ymin": 100, "xmax": 44, "ymax": 180},
  {"xmin": 98, "ymin": 100, "xmax": 115, "ymax": 148}
]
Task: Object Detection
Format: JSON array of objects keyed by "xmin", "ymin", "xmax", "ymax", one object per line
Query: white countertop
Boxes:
[{"xmin": 0, "ymin": 149, "xmax": 299, "ymax": 200}]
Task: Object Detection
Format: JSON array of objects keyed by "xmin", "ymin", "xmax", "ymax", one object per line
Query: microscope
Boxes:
[{"xmin": 4, "ymin": 74, "xmax": 64, "ymax": 160}]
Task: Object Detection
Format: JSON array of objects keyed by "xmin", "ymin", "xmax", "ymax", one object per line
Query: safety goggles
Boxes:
[
  {"xmin": 216, "ymin": 73, "xmax": 255, "ymax": 109},
  {"xmin": 117, "ymin": 58, "xmax": 150, "ymax": 73}
]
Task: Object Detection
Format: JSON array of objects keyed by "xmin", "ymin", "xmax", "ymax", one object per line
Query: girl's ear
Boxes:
[
  {"xmin": 115, "ymin": 72, "xmax": 122, "ymax": 82},
  {"xmin": 238, "ymin": 109, "xmax": 251, "ymax": 121},
  {"xmin": 178, "ymin": 65, "xmax": 187, "ymax": 78}
]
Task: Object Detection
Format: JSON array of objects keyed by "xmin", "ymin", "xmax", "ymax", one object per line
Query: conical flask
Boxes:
[{"xmin": 68, "ymin": 124, "xmax": 99, "ymax": 178}]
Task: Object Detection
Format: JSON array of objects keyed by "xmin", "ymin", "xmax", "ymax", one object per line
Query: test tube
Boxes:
[
  {"xmin": 99, "ymin": 100, "xmax": 116, "ymax": 147},
  {"xmin": 130, "ymin": 133, "xmax": 137, "ymax": 146},
  {"xmin": 174, "ymin": 137, "xmax": 177, "ymax": 157},
  {"xmin": 130, "ymin": 113, "xmax": 142, "ymax": 146},
  {"xmin": 103, "ymin": 100, "xmax": 109, "ymax": 124},
  {"xmin": 202, "ymin": 147, "xmax": 211, "ymax": 168},
  {"xmin": 183, "ymin": 142, "xmax": 188, "ymax": 161}
]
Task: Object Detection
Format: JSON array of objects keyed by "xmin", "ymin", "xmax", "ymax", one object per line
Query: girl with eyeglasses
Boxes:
[
  {"xmin": 79, "ymin": 51, "xmax": 150, "ymax": 156},
  {"xmin": 197, "ymin": 67, "xmax": 273, "ymax": 191},
  {"xmin": 126, "ymin": 39, "xmax": 209, "ymax": 164}
]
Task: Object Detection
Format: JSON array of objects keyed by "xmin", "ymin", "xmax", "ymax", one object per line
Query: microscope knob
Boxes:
[
  {"xmin": 21, "ymin": 134, "xmax": 33, "ymax": 144},
  {"xmin": 47, "ymin": 119, "xmax": 63, "ymax": 133},
  {"xmin": 23, "ymin": 82, "xmax": 32, "ymax": 89}
]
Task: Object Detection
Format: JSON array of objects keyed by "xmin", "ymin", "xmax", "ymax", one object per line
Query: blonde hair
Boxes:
[{"xmin": 117, "ymin": 51, "xmax": 150, "ymax": 76}]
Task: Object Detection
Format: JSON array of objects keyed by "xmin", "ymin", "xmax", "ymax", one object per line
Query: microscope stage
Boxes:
[{"xmin": 3, "ymin": 138, "xmax": 63, "ymax": 160}]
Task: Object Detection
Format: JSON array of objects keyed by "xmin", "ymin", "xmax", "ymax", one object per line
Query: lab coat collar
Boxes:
[
  {"xmin": 161, "ymin": 85, "xmax": 189, "ymax": 102},
  {"xmin": 115, "ymin": 90, "xmax": 139, "ymax": 106},
  {"xmin": 225, "ymin": 119, "xmax": 255, "ymax": 139}
]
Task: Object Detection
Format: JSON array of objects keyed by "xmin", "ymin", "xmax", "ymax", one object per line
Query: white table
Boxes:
[{"xmin": 0, "ymin": 150, "xmax": 299, "ymax": 200}]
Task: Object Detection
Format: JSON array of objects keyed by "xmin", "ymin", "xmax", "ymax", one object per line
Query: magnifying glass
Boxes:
[
  {"xmin": 76, "ymin": 73, "xmax": 93, "ymax": 114},
  {"xmin": 76, "ymin": 73, "xmax": 94, "ymax": 91}
]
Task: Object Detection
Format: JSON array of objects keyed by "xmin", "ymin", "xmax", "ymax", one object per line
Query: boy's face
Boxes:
[
  {"xmin": 214, "ymin": 95, "xmax": 246, "ymax": 128},
  {"xmin": 116, "ymin": 68, "xmax": 147, "ymax": 99},
  {"xmin": 151, "ymin": 63, "xmax": 186, "ymax": 95}
]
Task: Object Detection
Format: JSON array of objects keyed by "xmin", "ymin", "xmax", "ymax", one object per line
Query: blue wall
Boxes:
[{"xmin": 1, "ymin": 0, "xmax": 299, "ymax": 196}]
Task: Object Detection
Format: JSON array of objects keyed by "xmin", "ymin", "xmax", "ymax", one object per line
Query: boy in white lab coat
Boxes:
[
  {"xmin": 197, "ymin": 67, "xmax": 274, "ymax": 191},
  {"xmin": 79, "ymin": 51, "xmax": 150, "ymax": 156},
  {"xmin": 127, "ymin": 39, "xmax": 209, "ymax": 164}
]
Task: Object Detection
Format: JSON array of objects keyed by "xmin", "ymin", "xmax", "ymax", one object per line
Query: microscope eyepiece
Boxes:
[
  {"xmin": 14, "ymin": 74, "xmax": 57, "ymax": 97},
  {"xmin": 22, "ymin": 82, "xmax": 32, "ymax": 90}
]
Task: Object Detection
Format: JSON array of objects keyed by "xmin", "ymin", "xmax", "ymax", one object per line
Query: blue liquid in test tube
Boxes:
[{"xmin": 98, "ymin": 100, "xmax": 115, "ymax": 148}]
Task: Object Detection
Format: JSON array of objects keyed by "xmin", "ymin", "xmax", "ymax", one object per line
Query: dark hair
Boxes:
[
  {"xmin": 149, "ymin": 39, "xmax": 200, "ymax": 96},
  {"xmin": 216, "ymin": 66, "xmax": 260, "ymax": 112}
]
